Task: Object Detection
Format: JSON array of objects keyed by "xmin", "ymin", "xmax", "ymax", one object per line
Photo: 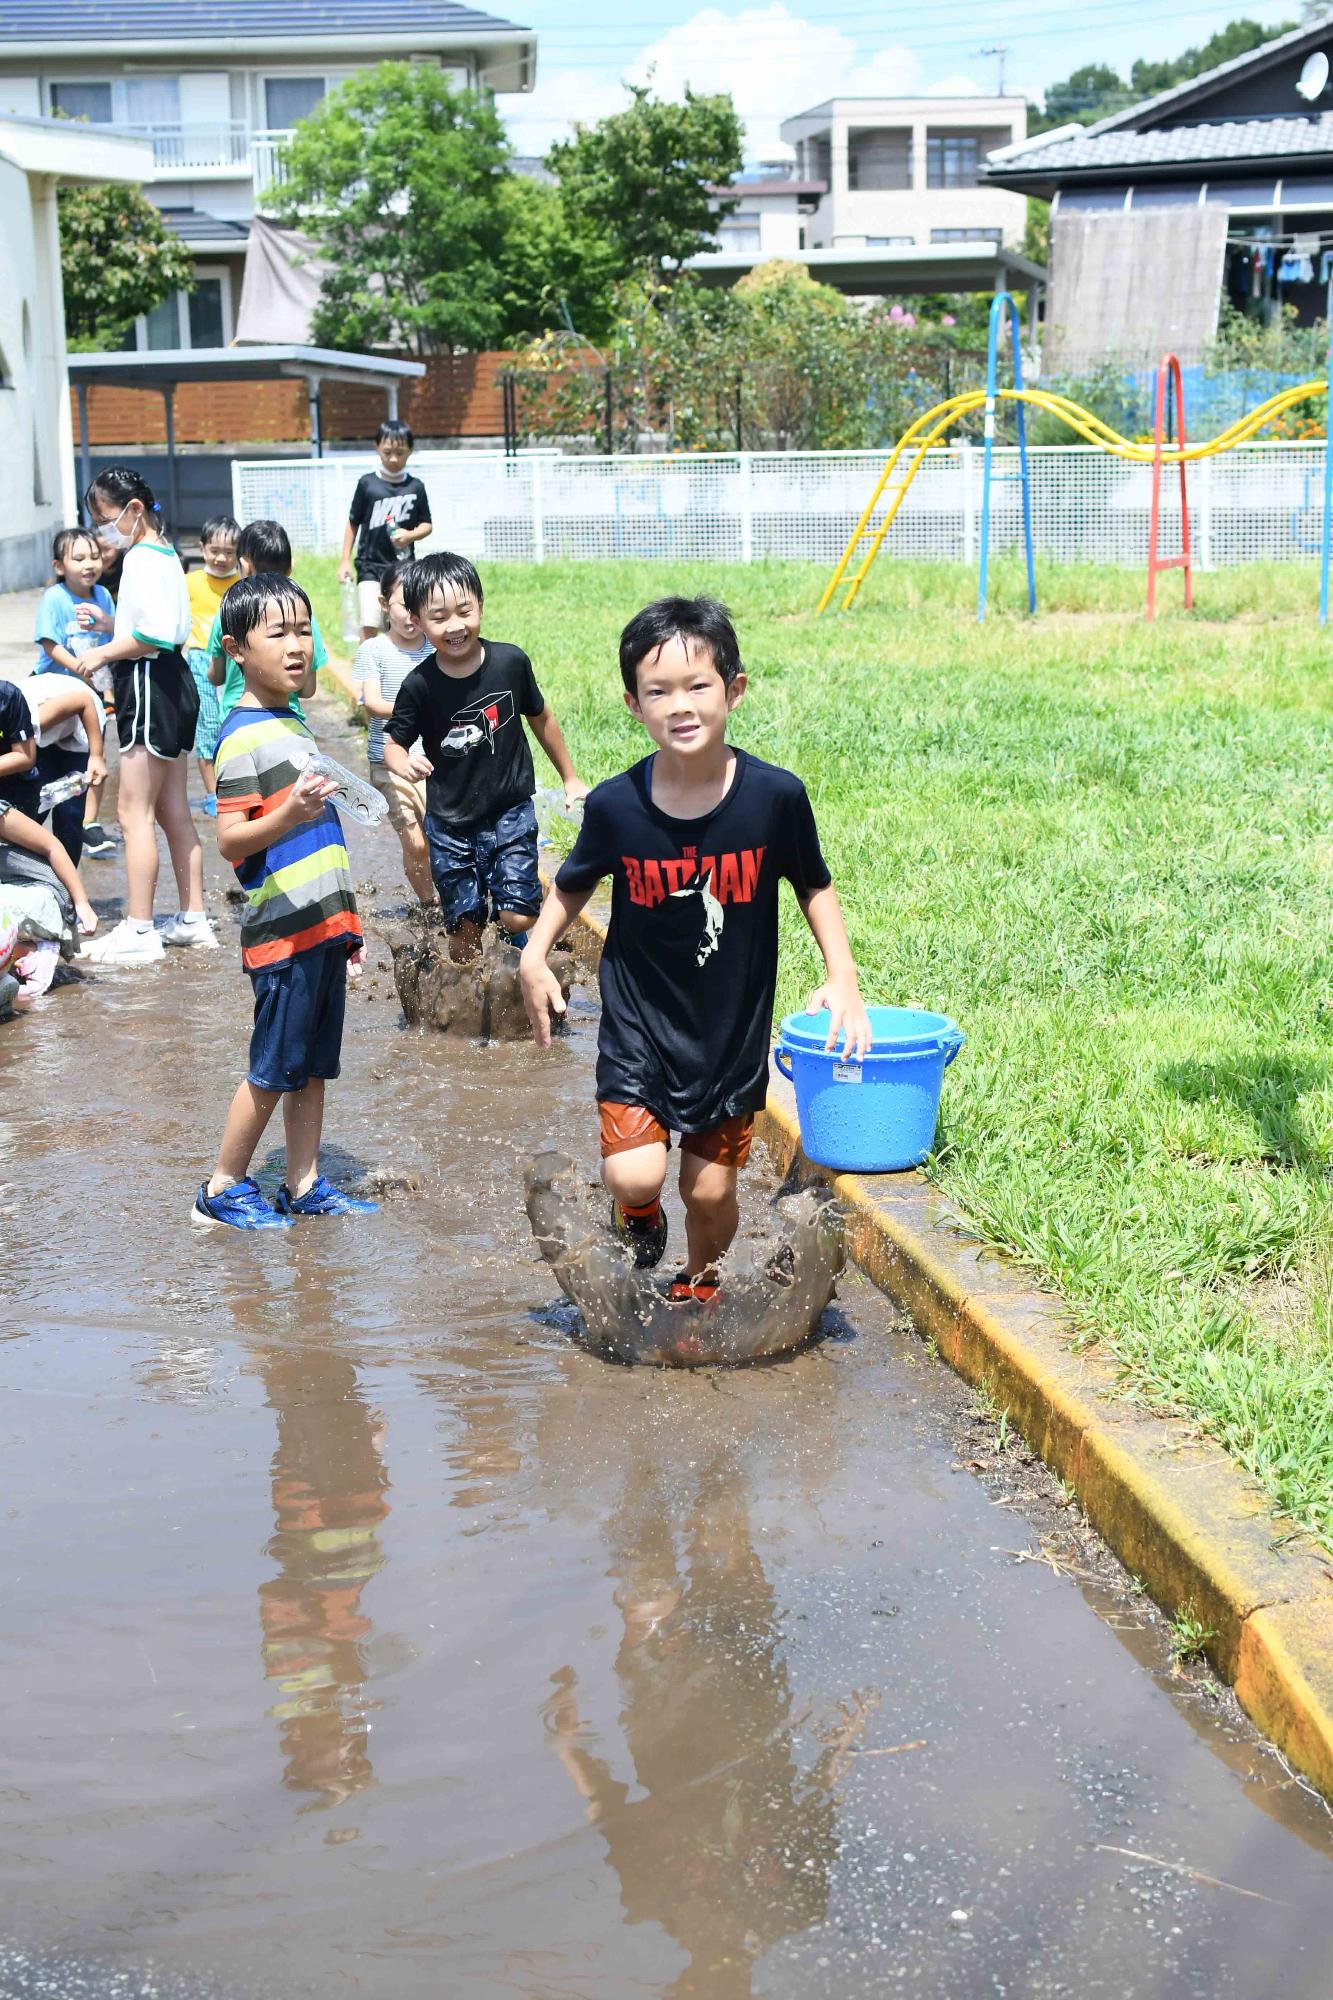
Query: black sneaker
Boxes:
[
  {"xmin": 81, "ymin": 823, "xmax": 117, "ymax": 858},
  {"xmin": 612, "ymin": 1199, "xmax": 668, "ymax": 1270}
]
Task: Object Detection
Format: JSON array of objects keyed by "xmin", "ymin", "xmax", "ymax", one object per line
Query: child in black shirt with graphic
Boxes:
[
  {"xmin": 521, "ymin": 596, "xmax": 871, "ymax": 1301},
  {"xmin": 383, "ymin": 552, "xmax": 588, "ymax": 961},
  {"xmin": 338, "ymin": 419, "xmax": 433, "ymax": 641}
]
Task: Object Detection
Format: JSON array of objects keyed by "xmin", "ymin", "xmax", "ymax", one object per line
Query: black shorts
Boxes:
[{"xmin": 113, "ymin": 652, "xmax": 199, "ymax": 760}]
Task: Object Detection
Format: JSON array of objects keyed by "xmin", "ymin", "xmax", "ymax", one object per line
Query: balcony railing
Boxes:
[{"xmin": 85, "ymin": 121, "xmax": 294, "ymax": 188}]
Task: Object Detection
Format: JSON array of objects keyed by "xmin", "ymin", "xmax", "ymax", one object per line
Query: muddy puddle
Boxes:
[{"xmin": 3, "ymin": 698, "xmax": 1333, "ymax": 1999}]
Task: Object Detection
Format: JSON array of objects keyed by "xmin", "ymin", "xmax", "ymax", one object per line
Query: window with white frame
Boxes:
[
  {"xmin": 717, "ymin": 210, "xmax": 762, "ymax": 252},
  {"xmin": 50, "ymin": 76, "xmax": 181, "ymax": 126},
  {"xmin": 131, "ymin": 268, "xmax": 232, "ymax": 353},
  {"xmin": 264, "ymin": 76, "xmax": 327, "ymax": 129}
]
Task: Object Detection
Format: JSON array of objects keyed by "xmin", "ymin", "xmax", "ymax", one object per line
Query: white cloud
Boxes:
[{"xmin": 499, "ymin": 5, "xmax": 987, "ymax": 159}]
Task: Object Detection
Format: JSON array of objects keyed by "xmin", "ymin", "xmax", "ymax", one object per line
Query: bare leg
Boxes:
[
  {"xmin": 282, "ymin": 1078, "xmax": 326, "ymax": 1197},
  {"xmin": 602, "ymin": 1140, "xmax": 669, "ymax": 1212},
  {"xmin": 677, "ymin": 1151, "xmax": 740, "ymax": 1274},
  {"xmin": 199, "ymin": 757, "xmax": 216, "ymax": 800},
  {"xmin": 448, "ymin": 914, "xmax": 485, "ymax": 963},
  {"xmin": 115, "ymin": 746, "xmax": 160, "ymax": 921},
  {"xmin": 496, "ymin": 909, "xmax": 536, "ymax": 938},
  {"xmin": 154, "ymin": 756, "xmax": 205, "ymax": 913},
  {"xmin": 83, "ymin": 777, "xmax": 105, "ymax": 826},
  {"xmin": 209, "ymin": 1079, "xmax": 281, "ymax": 1193},
  {"xmin": 398, "ymin": 822, "xmax": 434, "ymax": 906}
]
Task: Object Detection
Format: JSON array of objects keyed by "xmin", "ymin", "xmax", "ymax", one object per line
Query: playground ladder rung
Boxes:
[{"xmin": 1151, "ymin": 553, "xmax": 1190, "ymax": 571}]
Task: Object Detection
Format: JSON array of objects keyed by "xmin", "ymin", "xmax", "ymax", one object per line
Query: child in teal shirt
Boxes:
[{"xmin": 207, "ymin": 519, "xmax": 327, "ymax": 719}]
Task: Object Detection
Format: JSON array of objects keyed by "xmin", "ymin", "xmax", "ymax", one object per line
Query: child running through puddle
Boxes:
[
  {"xmin": 193, "ymin": 574, "xmax": 377, "ymax": 1231},
  {"xmin": 520, "ymin": 596, "xmax": 872, "ymax": 1303},
  {"xmin": 381, "ymin": 552, "xmax": 587, "ymax": 960}
]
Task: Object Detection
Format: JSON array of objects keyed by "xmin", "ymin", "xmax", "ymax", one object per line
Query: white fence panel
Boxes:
[{"xmin": 231, "ymin": 441, "xmax": 1330, "ymax": 569}]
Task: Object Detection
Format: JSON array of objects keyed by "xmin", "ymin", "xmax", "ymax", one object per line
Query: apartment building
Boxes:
[
  {"xmin": 780, "ymin": 96, "xmax": 1028, "ymax": 251},
  {"xmin": 0, "ymin": 0, "xmax": 536, "ymax": 353}
]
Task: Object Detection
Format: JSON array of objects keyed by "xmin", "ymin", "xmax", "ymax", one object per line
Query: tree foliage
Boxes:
[
  {"xmin": 1032, "ymin": 19, "xmax": 1298, "ymax": 132},
  {"xmin": 548, "ymin": 82, "xmax": 744, "ymax": 275},
  {"xmin": 274, "ymin": 61, "xmax": 513, "ymax": 354},
  {"xmin": 58, "ymin": 185, "xmax": 194, "ymax": 350},
  {"xmin": 492, "ymin": 174, "xmax": 619, "ymax": 346},
  {"xmin": 515, "ymin": 267, "xmax": 977, "ymax": 452}
]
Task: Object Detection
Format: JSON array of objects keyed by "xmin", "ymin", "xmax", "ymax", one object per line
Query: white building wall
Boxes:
[{"xmin": 0, "ymin": 156, "xmax": 64, "ymax": 588}]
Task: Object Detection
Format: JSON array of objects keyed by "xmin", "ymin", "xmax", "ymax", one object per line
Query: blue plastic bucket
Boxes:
[{"xmin": 774, "ymin": 1006, "xmax": 965, "ymax": 1173}]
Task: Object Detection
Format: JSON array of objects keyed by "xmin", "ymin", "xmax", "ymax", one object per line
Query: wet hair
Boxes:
[
  {"xmin": 403, "ymin": 550, "xmax": 483, "ymax": 617},
  {"xmin": 200, "ymin": 513, "xmax": 240, "ymax": 548},
  {"xmin": 380, "ymin": 562, "xmax": 413, "ymax": 604},
  {"xmin": 218, "ymin": 572, "xmax": 312, "ymax": 645},
  {"xmin": 52, "ymin": 527, "xmax": 100, "ymax": 568},
  {"xmin": 377, "ymin": 417, "xmax": 414, "ymax": 448},
  {"xmin": 236, "ymin": 518, "xmax": 292, "ymax": 575},
  {"xmin": 619, "ymin": 597, "xmax": 742, "ymax": 694},
  {"xmin": 84, "ymin": 464, "xmax": 162, "ymax": 525}
]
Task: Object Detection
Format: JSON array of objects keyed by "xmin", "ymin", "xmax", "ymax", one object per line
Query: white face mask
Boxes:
[{"xmin": 93, "ymin": 502, "xmax": 135, "ymax": 551}]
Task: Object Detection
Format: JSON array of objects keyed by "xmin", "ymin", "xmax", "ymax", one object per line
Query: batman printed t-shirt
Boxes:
[
  {"xmin": 556, "ymin": 749, "xmax": 832, "ymax": 1132},
  {"xmin": 385, "ymin": 641, "xmax": 544, "ymax": 826},
  {"xmin": 348, "ymin": 470, "xmax": 432, "ymax": 582}
]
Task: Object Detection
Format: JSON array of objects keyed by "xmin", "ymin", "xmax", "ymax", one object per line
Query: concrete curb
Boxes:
[{"xmin": 554, "ymin": 895, "xmax": 1333, "ymax": 1798}]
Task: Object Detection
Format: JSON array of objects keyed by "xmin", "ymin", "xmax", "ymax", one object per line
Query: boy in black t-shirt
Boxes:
[
  {"xmin": 382, "ymin": 552, "xmax": 588, "ymax": 962},
  {"xmin": 338, "ymin": 419, "xmax": 433, "ymax": 641},
  {"xmin": 521, "ymin": 597, "xmax": 872, "ymax": 1302}
]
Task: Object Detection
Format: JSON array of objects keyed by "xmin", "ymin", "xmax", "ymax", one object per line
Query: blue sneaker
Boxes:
[
  {"xmin": 276, "ymin": 1174, "xmax": 379, "ymax": 1218},
  {"xmin": 192, "ymin": 1177, "xmax": 293, "ymax": 1230},
  {"xmin": 202, "ymin": 794, "xmax": 218, "ymax": 819}
]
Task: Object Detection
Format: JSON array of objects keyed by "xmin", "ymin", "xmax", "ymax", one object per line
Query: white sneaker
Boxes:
[
  {"xmin": 83, "ymin": 919, "xmax": 166, "ymax": 967},
  {"xmin": 159, "ymin": 911, "xmax": 220, "ymax": 949}
]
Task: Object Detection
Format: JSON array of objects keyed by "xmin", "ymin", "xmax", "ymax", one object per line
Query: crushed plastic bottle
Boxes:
[
  {"xmin": 38, "ymin": 771, "xmax": 90, "ymax": 814},
  {"xmin": 534, "ymin": 786, "xmax": 584, "ymax": 850},
  {"xmin": 290, "ymin": 746, "xmax": 389, "ymax": 827},
  {"xmin": 340, "ymin": 577, "xmax": 361, "ymax": 646}
]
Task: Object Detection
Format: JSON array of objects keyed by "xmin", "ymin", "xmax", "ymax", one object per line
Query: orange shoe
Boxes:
[{"xmin": 667, "ymin": 1270, "xmax": 720, "ymax": 1305}]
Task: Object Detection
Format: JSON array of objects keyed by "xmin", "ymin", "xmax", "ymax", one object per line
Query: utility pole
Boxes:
[{"xmin": 980, "ymin": 43, "xmax": 1009, "ymax": 94}]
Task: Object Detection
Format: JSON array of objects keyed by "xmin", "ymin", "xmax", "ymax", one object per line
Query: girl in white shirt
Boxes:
[{"xmin": 78, "ymin": 467, "xmax": 214, "ymax": 966}]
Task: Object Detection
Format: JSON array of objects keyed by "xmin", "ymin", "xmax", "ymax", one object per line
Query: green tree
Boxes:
[
  {"xmin": 58, "ymin": 185, "xmax": 194, "ymax": 350},
  {"xmin": 1033, "ymin": 62, "xmax": 1127, "ymax": 132},
  {"xmin": 493, "ymin": 175, "xmax": 619, "ymax": 345},
  {"xmin": 1130, "ymin": 17, "xmax": 1296, "ymax": 95},
  {"xmin": 548, "ymin": 82, "xmax": 744, "ymax": 276},
  {"xmin": 274, "ymin": 61, "xmax": 513, "ymax": 354}
]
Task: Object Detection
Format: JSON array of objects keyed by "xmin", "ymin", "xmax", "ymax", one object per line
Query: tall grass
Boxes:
[{"xmin": 305, "ymin": 555, "xmax": 1333, "ymax": 1543}]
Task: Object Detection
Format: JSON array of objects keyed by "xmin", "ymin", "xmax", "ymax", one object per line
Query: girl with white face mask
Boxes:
[{"xmin": 77, "ymin": 466, "xmax": 215, "ymax": 966}]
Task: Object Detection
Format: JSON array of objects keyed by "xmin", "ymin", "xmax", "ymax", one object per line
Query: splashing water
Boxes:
[{"xmin": 523, "ymin": 1150, "xmax": 846, "ymax": 1367}]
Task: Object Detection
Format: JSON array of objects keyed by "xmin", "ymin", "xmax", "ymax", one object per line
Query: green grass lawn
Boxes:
[{"xmin": 303, "ymin": 554, "xmax": 1333, "ymax": 1545}]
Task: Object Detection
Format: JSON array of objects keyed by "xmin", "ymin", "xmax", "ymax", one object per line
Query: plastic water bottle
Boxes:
[
  {"xmin": 340, "ymin": 578, "xmax": 361, "ymax": 646},
  {"xmin": 291, "ymin": 746, "xmax": 389, "ymax": 827},
  {"xmin": 534, "ymin": 786, "xmax": 584, "ymax": 850},
  {"xmin": 38, "ymin": 771, "xmax": 89, "ymax": 815}
]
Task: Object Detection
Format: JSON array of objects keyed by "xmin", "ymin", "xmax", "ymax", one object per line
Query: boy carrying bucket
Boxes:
[{"xmin": 520, "ymin": 596, "xmax": 871, "ymax": 1303}]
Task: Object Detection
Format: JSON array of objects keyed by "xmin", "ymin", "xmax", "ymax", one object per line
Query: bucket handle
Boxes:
[{"xmin": 775, "ymin": 1030, "xmax": 966, "ymax": 1073}]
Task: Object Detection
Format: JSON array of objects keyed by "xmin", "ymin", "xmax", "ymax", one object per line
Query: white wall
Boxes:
[
  {"xmin": 0, "ymin": 155, "xmax": 65, "ymax": 589},
  {"xmin": 0, "ymin": 79, "xmax": 40, "ymax": 117}
]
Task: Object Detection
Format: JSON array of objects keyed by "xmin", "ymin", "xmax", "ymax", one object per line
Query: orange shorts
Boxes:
[{"xmin": 598, "ymin": 1100, "xmax": 754, "ymax": 1167}]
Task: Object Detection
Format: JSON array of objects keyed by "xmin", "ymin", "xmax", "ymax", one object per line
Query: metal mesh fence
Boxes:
[{"xmin": 232, "ymin": 442, "xmax": 1329, "ymax": 569}]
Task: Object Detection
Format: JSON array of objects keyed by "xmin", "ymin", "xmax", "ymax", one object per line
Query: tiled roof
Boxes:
[
  {"xmin": 0, "ymin": 0, "xmax": 526, "ymax": 41},
  {"xmin": 158, "ymin": 208, "xmax": 250, "ymax": 244},
  {"xmin": 989, "ymin": 114, "xmax": 1333, "ymax": 176}
]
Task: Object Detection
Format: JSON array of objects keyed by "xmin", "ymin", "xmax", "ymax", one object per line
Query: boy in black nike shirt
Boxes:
[
  {"xmin": 338, "ymin": 420, "xmax": 433, "ymax": 640},
  {"xmin": 521, "ymin": 596, "xmax": 871, "ymax": 1301},
  {"xmin": 383, "ymin": 552, "xmax": 587, "ymax": 961}
]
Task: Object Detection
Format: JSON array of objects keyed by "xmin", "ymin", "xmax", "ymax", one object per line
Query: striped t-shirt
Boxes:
[{"xmin": 214, "ymin": 704, "xmax": 362, "ymax": 972}]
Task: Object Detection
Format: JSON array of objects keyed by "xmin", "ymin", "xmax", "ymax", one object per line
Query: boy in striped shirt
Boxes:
[{"xmin": 193, "ymin": 573, "xmax": 378, "ymax": 1231}]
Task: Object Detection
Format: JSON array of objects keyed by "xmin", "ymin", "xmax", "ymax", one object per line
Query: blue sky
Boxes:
[{"xmin": 495, "ymin": 0, "xmax": 1301, "ymax": 154}]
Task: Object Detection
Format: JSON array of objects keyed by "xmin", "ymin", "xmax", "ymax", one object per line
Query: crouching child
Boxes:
[
  {"xmin": 193, "ymin": 574, "xmax": 378, "ymax": 1230},
  {"xmin": 520, "ymin": 596, "xmax": 872, "ymax": 1302}
]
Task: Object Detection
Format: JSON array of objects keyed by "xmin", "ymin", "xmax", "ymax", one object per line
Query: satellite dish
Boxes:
[{"xmin": 1297, "ymin": 49, "xmax": 1329, "ymax": 102}]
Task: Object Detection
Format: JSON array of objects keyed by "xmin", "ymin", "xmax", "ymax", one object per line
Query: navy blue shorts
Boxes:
[
  {"xmin": 423, "ymin": 798, "xmax": 541, "ymax": 934},
  {"xmin": 248, "ymin": 941, "xmax": 348, "ymax": 1093}
]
